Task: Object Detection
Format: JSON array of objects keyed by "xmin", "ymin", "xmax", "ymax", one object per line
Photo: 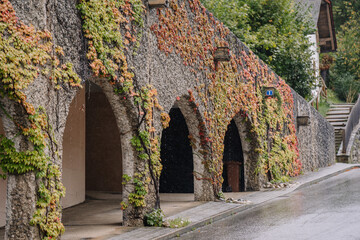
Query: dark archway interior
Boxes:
[
  {"xmin": 160, "ymin": 107, "xmax": 194, "ymax": 193},
  {"xmin": 222, "ymin": 119, "xmax": 245, "ymax": 192},
  {"xmin": 85, "ymin": 82, "xmax": 123, "ymax": 192}
]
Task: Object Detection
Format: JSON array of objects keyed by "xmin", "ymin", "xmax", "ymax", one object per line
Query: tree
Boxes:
[
  {"xmin": 332, "ymin": 0, "xmax": 360, "ymax": 31},
  {"xmin": 329, "ymin": 13, "xmax": 360, "ymax": 102},
  {"xmin": 201, "ymin": 0, "xmax": 316, "ymax": 98}
]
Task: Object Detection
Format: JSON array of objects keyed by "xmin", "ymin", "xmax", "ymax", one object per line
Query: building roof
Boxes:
[
  {"xmin": 295, "ymin": 0, "xmax": 337, "ymax": 52},
  {"xmin": 294, "ymin": 0, "xmax": 322, "ymax": 29},
  {"xmin": 317, "ymin": 0, "xmax": 337, "ymax": 52}
]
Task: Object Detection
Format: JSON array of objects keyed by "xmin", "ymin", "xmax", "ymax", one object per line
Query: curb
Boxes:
[
  {"xmin": 294, "ymin": 165, "xmax": 360, "ymax": 191},
  {"xmin": 152, "ymin": 164, "xmax": 360, "ymax": 240},
  {"xmin": 154, "ymin": 204, "xmax": 253, "ymax": 240}
]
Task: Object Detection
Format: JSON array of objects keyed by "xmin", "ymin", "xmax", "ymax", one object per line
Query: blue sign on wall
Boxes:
[{"xmin": 266, "ymin": 90, "xmax": 274, "ymax": 97}]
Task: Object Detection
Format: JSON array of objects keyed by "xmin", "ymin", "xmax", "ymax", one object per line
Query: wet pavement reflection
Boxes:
[{"xmin": 179, "ymin": 168, "xmax": 360, "ymax": 240}]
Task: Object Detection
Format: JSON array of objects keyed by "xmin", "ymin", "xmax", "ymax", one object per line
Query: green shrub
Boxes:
[
  {"xmin": 144, "ymin": 208, "xmax": 164, "ymax": 227},
  {"xmin": 217, "ymin": 191, "xmax": 225, "ymax": 200},
  {"xmin": 329, "ymin": 11, "xmax": 360, "ymax": 103},
  {"xmin": 270, "ymin": 175, "xmax": 290, "ymax": 184},
  {"xmin": 330, "ymin": 71, "xmax": 360, "ymax": 103},
  {"xmin": 168, "ymin": 217, "xmax": 190, "ymax": 228}
]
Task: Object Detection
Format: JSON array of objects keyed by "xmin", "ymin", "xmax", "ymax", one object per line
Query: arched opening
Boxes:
[
  {"xmin": 85, "ymin": 82, "xmax": 123, "ymax": 194},
  {"xmin": 62, "ymin": 81, "xmax": 123, "ymax": 239},
  {"xmin": 222, "ymin": 119, "xmax": 245, "ymax": 192},
  {"xmin": 160, "ymin": 106, "xmax": 194, "ymax": 193},
  {"xmin": 0, "ymin": 118, "xmax": 6, "ymax": 228}
]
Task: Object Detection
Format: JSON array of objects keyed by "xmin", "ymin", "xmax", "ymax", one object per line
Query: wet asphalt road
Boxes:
[{"xmin": 179, "ymin": 168, "xmax": 360, "ymax": 240}]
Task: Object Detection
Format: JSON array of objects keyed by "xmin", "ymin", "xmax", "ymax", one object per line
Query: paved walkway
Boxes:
[
  {"xmin": 61, "ymin": 193, "xmax": 204, "ymax": 240},
  {"xmin": 108, "ymin": 163, "xmax": 360, "ymax": 240},
  {"xmin": 0, "ymin": 163, "xmax": 358, "ymax": 240}
]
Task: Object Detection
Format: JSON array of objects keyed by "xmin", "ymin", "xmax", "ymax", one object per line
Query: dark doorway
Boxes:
[
  {"xmin": 222, "ymin": 119, "xmax": 245, "ymax": 192},
  {"xmin": 85, "ymin": 82, "xmax": 123, "ymax": 192},
  {"xmin": 160, "ymin": 107, "xmax": 194, "ymax": 193}
]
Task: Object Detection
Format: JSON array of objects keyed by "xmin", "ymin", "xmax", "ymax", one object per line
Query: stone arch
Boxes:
[
  {"xmin": 231, "ymin": 112, "xmax": 261, "ymax": 191},
  {"xmin": 0, "ymin": 84, "xmax": 80, "ymax": 239},
  {"xmin": 160, "ymin": 104, "xmax": 193, "ymax": 193},
  {"xmin": 61, "ymin": 79, "xmax": 139, "ymax": 227},
  {"xmin": 84, "ymin": 81, "xmax": 123, "ymax": 193},
  {"xmin": 91, "ymin": 80, "xmax": 139, "ymax": 222},
  {"xmin": 222, "ymin": 119, "xmax": 245, "ymax": 192},
  {"xmin": 160, "ymin": 96, "xmax": 213, "ymax": 201}
]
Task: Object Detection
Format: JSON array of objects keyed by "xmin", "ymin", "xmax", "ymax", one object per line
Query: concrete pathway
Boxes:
[
  {"xmin": 108, "ymin": 163, "xmax": 360, "ymax": 240},
  {"xmin": 61, "ymin": 192, "xmax": 204, "ymax": 240}
]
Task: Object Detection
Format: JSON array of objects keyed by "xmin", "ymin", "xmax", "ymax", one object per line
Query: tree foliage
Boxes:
[
  {"xmin": 201, "ymin": 0, "xmax": 316, "ymax": 98},
  {"xmin": 333, "ymin": 0, "xmax": 360, "ymax": 30},
  {"xmin": 329, "ymin": 1, "xmax": 360, "ymax": 102}
]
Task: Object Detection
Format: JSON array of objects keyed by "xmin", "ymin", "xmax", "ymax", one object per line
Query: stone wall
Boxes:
[
  {"xmin": 350, "ymin": 132, "xmax": 360, "ymax": 163},
  {"xmin": 2, "ymin": 0, "xmax": 86, "ymax": 237},
  {"xmin": 292, "ymin": 90, "xmax": 336, "ymax": 171},
  {"xmin": 348, "ymin": 124, "xmax": 360, "ymax": 163},
  {"xmin": 0, "ymin": 169, "xmax": 5, "ymax": 228},
  {"xmin": 1, "ymin": 0, "xmax": 336, "ymax": 237},
  {"xmin": 0, "ymin": 118, "xmax": 5, "ymax": 228}
]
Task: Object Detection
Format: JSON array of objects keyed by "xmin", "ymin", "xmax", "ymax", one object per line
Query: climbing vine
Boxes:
[
  {"xmin": 151, "ymin": 0, "xmax": 301, "ymax": 195},
  {"xmin": 0, "ymin": 0, "xmax": 81, "ymax": 238},
  {"xmin": 79, "ymin": 0, "xmax": 301, "ymax": 206},
  {"xmin": 0, "ymin": 0, "xmax": 304, "ymax": 234},
  {"xmin": 78, "ymin": 0, "xmax": 167, "ymax": 210}
]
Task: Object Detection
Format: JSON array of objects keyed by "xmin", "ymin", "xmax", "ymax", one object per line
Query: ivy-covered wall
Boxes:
[
  {"xmin": 0, "ymin": 0, "xmax": 84, "ymax": 238},
  {"xmin": 0, "ymin": 0, "xmax": 334, "ymax": 239}
]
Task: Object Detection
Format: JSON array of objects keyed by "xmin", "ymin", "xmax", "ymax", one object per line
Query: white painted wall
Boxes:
[
  {"xmin": 309, "ymin": 34, "xmax": 320, "ymax": 77},
  {"xmin": 308, "ymin": 33, "xmax": 321, "ymax": 97},
  {"xmin": 62, "ymin": 88, "xmax": 86, "ymax": 208}
]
